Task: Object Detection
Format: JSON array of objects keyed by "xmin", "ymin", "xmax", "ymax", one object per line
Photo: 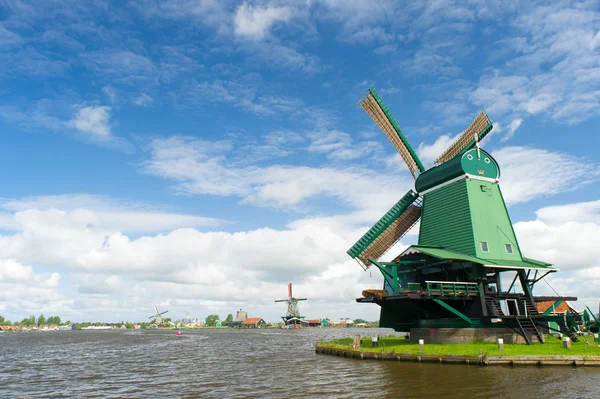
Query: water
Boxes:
[{"xmin": 1, "ymin": 328, "xmax": 599, "ymax": 398}]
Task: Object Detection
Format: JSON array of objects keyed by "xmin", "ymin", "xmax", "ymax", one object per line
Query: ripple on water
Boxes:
[{"xmin": 2, "ymin": 329, "xmax": 600, "ymax": 398}]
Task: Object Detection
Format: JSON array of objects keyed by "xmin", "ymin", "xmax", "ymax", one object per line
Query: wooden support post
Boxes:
[{"xmin": 352, "ymin": 334, "xmax": 361, "ymax": 349}]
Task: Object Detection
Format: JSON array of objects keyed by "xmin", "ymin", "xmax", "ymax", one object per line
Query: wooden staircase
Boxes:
[
  {"xmin": 524, "ymin": 300, "xmax": 539, "ymax": 316},
  {"xmin": 558, "ymin": 320, "xmax": 579, "ymax": 342},
  {"xmin": 514, "ymin": 317, "xmax": 544, "ymax": 344},
  {"xmin": 485, "ymin": 296, "xmax": 503, "ymax": 317}
]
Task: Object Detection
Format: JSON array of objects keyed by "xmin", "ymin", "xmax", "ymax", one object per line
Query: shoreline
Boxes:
[{"xmin": 315, "ymin": 345, "xmax": 600, "ymax": 367}]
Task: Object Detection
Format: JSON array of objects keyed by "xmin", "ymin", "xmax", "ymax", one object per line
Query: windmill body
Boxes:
[
  {"xmin": 149, "ymin": 305, "xmax": 169, "ymax": 327},
  {"xmin": 347, "ymin": 87, "xmax": 582, "ymax": 344},
  {"xmin": 275, "ymin": 283, "xmax": 307, "ymax": 325}
]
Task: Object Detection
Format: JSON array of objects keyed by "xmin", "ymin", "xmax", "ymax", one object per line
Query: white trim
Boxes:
[
  {"xmin": 484, "ymin": 264, "xmax": 558, "ymax": 271},
  {"xmin": 419, "ymin": 174, "xmax": 499, "ymax": 195},
  {"xmin": 464, "ymin": 174, "xmax": 499, "ymax": 184}
]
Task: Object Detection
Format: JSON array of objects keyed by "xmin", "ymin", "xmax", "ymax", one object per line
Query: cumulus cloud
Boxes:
[
  {"xmin": 492, "ymin": 146, "xmax": 599, "ymax": 205},
  {"xmin": 234, "ymin": 3, "xmax": 292, "ymax": 40},
  {"xmin": 142, "ymin": 136, "xmax": 410, "ymax": 210},
  {"xmin": 0, "ymin": 194, "xmax": 222, "ymax": 234},
  {"xmin": 0, "ymin": 200, "xmax": 384, "ymax": 321},
  {"xmin": 69, "ymin": 105, "xmax": 112, "ymax": 137},
  {"xmin": 416, "ymin": 133, "xmax": 459, "ymax": 167}
]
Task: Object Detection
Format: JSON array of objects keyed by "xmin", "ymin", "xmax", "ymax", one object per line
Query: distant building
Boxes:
[
  {"xmin": 235, "ymin": 310, "xmax": 248, "ymax": 322},
  {"xmin": 241, "ymin": 318, "xmax": 266, "ymax": 328},
  {"xmin": 330, "ymin": 318, "xmax": 354, "ymax": 328},
  {"xmin": 300, "ymin": 319, "xmax": 322, "ymax": 327}
]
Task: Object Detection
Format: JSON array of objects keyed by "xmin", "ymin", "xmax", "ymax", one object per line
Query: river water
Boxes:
[{"xmin": 1, "ymin": 328, "xmax": 599, "ymax": 398}]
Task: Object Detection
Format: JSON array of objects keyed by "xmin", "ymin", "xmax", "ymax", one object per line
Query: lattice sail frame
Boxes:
[
  {"xmin": 356, "ymin": 201, "xmax": 422, "ymax": 269},
  {"xmin": 359, "ymin": 89, "xmax": 425, "ymax": 179},
  {"xmin": 347, "ymin": 191, "xmax": 423, "ymax": 270},
  {"xmin": 434, "ymin": 110, "xmax": 493, "ymax": 166}
]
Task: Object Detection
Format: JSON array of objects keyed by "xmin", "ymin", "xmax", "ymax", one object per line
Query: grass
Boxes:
[{"xmin": 319, "ymin": 335, "xmax": 600, "ymax": 357}]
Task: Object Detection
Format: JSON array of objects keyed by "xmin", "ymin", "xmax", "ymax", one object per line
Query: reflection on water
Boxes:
[{"xmin": 1, "ymin": 328, "xmax": 599, "ymax": 398}]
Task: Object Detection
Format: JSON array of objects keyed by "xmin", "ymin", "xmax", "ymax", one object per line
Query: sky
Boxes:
[{"xmin": 1, "ymin": 0, "xmax": 600, "ymax": 323}]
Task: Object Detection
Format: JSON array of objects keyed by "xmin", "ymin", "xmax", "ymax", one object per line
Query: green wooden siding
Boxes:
[
  {"xmin": 467, "ymin": 180, "xmax": 524, "ymax": 262},
  {"xmin": 418, "ymin": 179, "xmax": 475, "ymax": 255}
]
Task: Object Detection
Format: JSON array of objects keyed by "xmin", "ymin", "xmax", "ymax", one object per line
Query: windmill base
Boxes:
[{"xmin": 409, "ymin": 327, "xmax": 531, "ymax": 345}]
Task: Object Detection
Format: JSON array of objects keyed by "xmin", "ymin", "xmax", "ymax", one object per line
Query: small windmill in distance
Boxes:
[
  {"xmin": 149, "ymin": 305, "xmax": 169, "ymax": 327},
  {"xmin": 275, "ymin": 283, "xmax": 307, "ymax": 326}
]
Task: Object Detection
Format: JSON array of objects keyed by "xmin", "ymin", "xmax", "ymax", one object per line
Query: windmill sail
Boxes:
[
  {"xmin": 434, "ymin": 110, "xmax": 493, "ymax": 166},
  {"xmin": 347, "ymin": 190, "xmax": 422, "ymax": 269},
  {"xmin": 360, "ymin": 87, "xmax": 425, "ymax": 179}
]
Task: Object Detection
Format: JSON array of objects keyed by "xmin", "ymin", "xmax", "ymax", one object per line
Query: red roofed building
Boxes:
[
  {"xmin": 536, "ymin": 300, "xmax": 576, "ymax": 315},
  {"xmin": 241, "ymin": 318, "xmax": 266, "ymax": 328}
]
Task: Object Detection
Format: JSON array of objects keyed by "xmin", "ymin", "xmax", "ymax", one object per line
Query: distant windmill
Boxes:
[
  {"xmin": 149, "ymin": 305, "xmax": 169, "ymax": 326},
  {"xmin": 275, "ymin": 283, "xmax": 307, "ymax": 325}
]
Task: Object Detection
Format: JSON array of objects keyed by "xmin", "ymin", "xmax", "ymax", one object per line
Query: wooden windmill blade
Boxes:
[
  {"xmin": 347, "ymin": 190, "xmax": 422, "ymax": 270},
  {"xmin": 360, "ymin": 87, "xmax": 425, "ymax": 179},
  {"xmin": 434, "ymin": 110, "xmax": 493, "ymax": 166}
]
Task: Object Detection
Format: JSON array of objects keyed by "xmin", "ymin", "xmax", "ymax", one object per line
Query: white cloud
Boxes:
[
  {"xmin": 0, "ymin": 23, "xmax": 23, "ymax": 49},
  {"xmin": 69, "ymin": 105, "xmax": 112, "ymax": 137},
  {"xmin": 417, "ymin": 133, "xmax": 459, "ymax": 167},
  {"xmin": 102, "ymin": 86, "xmax": 118, "ymax": 105},
  {"xmin": 515, "ymin": 200, "xmax": 600, "ymax": 274},
  {"xmin": 0, "ymin": 201, "xmax": 384, "ymax": 322},
  {"xmin": 133, "ymin": 93, "xmax": 153, "ymax": 107},
  {"xmin": 470, "ymin": 3, "xmax": 600, "ymax": 124},
  {"xmin": 0, "ymin": 259, "xmax": 68, "ymax": 320},
  {"xmin": 0, "ymin": 194, "xmax": 222, "ymax": 234},
  {"xmin": 493, "ymin": 146, "xmax": 599, "ymax": 205},
  {"xmin": 142, "ymin": 136, "xmax": 409, "ymax": 209},
  {"xmin": 184, "ymin": 76, "xmax": 306, "ymax": 115},
  {"xmin": 500, "ymin": 118, "xmax": 523, "ymax": 142},
  {"xmin": 591, "ymin": 32, "xmax": 600, "ymax": 50},
  {"xmin": 234, "ymin": 3, "xmax": 292, "ymax": 41},
  {"xmin": 307, "ymin": 130, "xmax": 383, "ymax": 161}
]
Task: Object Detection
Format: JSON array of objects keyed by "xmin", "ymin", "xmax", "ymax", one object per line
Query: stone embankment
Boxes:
[{"xmin": 315, "ymin": 345, "xmax": 600, "ymax": 367}]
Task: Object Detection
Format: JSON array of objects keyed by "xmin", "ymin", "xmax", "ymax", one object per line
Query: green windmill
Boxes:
[{"xmin": 347, "ymin": 87, "xmax": 581, "ymax": 344}]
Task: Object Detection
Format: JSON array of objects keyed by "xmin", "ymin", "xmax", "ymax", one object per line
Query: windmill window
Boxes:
[
  {"xmin": 484, "ymin": 157, "xmax": 490, "ymax": 164},
  {"xmin": 480, "ymin": 242, "xmax": 489, "ymax": 252},
  {"xmin": 505, "ymin": 244, "xmax": 514, "ymax": 254},
  {"xmin": 467, "ymin": 154, "xmax": 474, "ymax": 160}
]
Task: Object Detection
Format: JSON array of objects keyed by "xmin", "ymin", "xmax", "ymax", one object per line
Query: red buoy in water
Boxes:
[{"xmin": 176, "ymin": 331, "xmax": 182, "ymax": 336}]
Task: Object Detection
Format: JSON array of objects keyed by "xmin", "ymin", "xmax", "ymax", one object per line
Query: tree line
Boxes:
[{"xmin": 0, "ymin": 314, "xmax": 70, "ymax": 326}]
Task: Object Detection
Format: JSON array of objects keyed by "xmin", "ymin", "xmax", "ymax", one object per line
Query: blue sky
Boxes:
[{"xmin": 1, "ymin": 0, "xmax": 600, "ymax": 323}]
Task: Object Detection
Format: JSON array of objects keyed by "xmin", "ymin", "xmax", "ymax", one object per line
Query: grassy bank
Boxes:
[{"xmin": 320, "ymin": 335, "xmax": 600, "ymax": 356}]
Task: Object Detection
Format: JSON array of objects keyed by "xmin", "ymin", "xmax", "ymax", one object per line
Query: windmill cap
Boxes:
[{"xmin": 415, "ymin": 148, "xmax": 500, "ymax": 193}]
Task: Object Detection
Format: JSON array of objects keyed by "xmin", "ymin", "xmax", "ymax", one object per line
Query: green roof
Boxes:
[{"xmin": 402, "ymin": 245, "xmax": 555, "ymax": 270}]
